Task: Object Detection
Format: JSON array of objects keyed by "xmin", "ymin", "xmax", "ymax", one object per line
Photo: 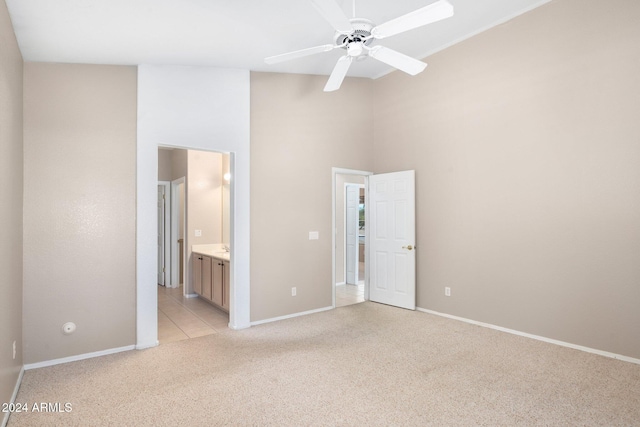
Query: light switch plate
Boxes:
[{"xmin": 309, "ymin": 231, "xmax": 319, "ymax": 240}]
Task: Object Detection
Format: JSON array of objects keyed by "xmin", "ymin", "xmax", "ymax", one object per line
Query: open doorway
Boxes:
[
  {"xmin": 136, "ymin": 65, "xmax": 251, "ymax": 350},
  {"xmin": 170, "ymin": 177, "xmax": 186, "ymax": 288},
  {"xmin": 157, "ymin": 147, "xmax": 231, "ymax": 344},
  {"xmin": 345, "ymin": 184, "xmax": 365, "ymax": 286},
  {"xmin": 157, "ymin": 181, "xmax": 171, "ymax": 287},
  {"xmin": 332, "ymin": 168, "xmax": 372, "ymax": 308}
]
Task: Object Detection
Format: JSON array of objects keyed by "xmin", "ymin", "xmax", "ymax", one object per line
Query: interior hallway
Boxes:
[
  {"xmin": 336, "ymin": 261, "xmax": 365, "ymax": 307},
  {"xmin": 158, "ymin": 285, "xmax": 229, "ymax": 344}
]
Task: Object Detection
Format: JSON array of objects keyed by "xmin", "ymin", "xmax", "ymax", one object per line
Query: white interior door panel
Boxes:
[{"xmin": 369, "ymin": 170, "xmax": 415, "ymax": 310}]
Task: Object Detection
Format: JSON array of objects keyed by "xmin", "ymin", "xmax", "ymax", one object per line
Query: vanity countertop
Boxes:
[{"xmin": 192, "ymin": 244, "xmax": 230, "ymax": 261}]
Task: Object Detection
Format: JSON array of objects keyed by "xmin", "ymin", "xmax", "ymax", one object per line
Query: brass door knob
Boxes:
[{"xmin": 402, "ymin": 245, "xmax": 414, "ymax": 251}]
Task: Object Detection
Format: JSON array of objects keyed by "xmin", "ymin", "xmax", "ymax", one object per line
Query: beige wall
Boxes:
[
  {"xmin": 172, "ymin": 149, "xmax": 188, "ymax": 242},
  {"xmin": 373, "ymin": 0, "xmax": 640, "ymax": 359},
  {"xmin": 250, "ymin": 72, "xmax": 374, "ymax": 321},
  {"xmin": 158, "ymin": 147, "xmax": 188, "ymax": 182},
  {"xmin": 158, "ymin": 148, "xmax": 173, "ymax": 181},
  {"xmin": 0, "ymin": 0, "xmax": 23, "ymax": 409},
  {"xmin": 171, "ymin": 148, "xmax": 188, "ymax": 180},
  {"xmin": 23, "ymin": 63, "xmax": 138, "ymax": 364}
]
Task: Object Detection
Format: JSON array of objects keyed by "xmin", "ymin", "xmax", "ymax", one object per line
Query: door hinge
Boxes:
[{"xmin": 162, "ymin": 267, "xmax": 165, "ymax": 273}]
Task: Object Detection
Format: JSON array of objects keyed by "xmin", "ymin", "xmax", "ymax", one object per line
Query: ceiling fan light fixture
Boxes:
[
  {"xmin": 347, "ymin": 42, "xmax": 364, "ymax": 57},
  {"xmin": 264, "ymin": 0, "xmax": 454, "ymax": 92}
]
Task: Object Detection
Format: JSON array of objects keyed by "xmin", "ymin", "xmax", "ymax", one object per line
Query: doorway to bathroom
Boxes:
[{"xmin": 157, "ymin": 147, "xmax": 231, "ymax": 344}]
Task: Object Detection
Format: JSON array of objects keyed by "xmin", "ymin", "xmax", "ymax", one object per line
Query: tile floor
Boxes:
[
  {"xmin": 158, "ymin": 285, "xmax": 229, "ymax": 344},
  {"xmin": 160, "ymin": 259, "xmax": 365, "ymax": 340},
  {"xmin": 335, "ymin": 283, "xmax": 365, "ymax": 307},
  {"xmin": 336, "ymin": 261, "xmax": 366, "ymax": 307}
]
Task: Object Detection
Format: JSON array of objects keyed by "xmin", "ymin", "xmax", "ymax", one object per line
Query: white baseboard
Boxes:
[
  {"xmin": 228, "ymin": 321, "xmax": 250, "ymax": 331},
  {"xmin": 185, "ymin": 293, "xmax": 199, "ymax": 299},
  {"xmin": 251, "ymin": 306, "xmax": 333, "ymax": 326},
  {"xmin": 24, "ymin": 345, "xmax": 136, "ymax": 370},
  {"xmin": 335, "ymin": 282, "xmax": 346, "ymax": 286},
  {"xmin": 136, "ymin": 340, "xmax": 159, "ymax": 350},
  {"xmin": 1, "ymin": 366, "xmax": 24, "ymax": 427},
  {"xmin": 417, "ymin": 307, "xmax": 640, "ymax": 365}
]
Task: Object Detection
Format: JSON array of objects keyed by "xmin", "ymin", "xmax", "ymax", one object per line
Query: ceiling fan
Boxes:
[{"xmin": 265, "ymin": 0, "xmax": 454, "ymax": 92}]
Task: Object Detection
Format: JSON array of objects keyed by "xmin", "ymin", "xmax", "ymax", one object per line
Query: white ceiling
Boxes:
[{"xmin": 5, "ymin": 0, "xmax": 550, "ymax": 79}]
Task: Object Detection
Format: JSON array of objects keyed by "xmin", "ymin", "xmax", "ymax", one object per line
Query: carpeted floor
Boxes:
[{"xmin": 8, "ymin": 302, "xmax": 640, "ymax": 426}]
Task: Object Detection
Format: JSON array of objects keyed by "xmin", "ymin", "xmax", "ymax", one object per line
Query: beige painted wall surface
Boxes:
[
  {"xmin": 158, "ymin": 148, "xmax": 173, "ymax": 181},
  {"xmin": 250, "ymin": 72, "xmax": 374, "ymax": 322},
  {"xmin": 186, "ymin": 150, "xmax": 223, "ymax": 293},
  {"xmin": 172, "ymin": 149, "xmax": 188, "ymax": 243},
  {"xmin": 373, "ymin": 0, "xmax": 640, "ymax": 359},
  {"xmin": 0, "ymin": 0, "xmax": 23, "ymax": 408},
  {"xmin": 23, "ymin": 63, "xmax": 137, "ymax": 364},
  {"xmin": 171, "ymin": 148, "xmax": 188, "ymax": 180}
]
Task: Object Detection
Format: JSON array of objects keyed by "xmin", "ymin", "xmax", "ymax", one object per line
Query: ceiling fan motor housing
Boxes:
[{"xmin": 334, "ymin": 18, "xmax": 374, "ymax": 56}]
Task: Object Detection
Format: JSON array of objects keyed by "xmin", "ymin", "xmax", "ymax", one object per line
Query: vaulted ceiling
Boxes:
[{"xmin": 6, "ymin": 0, "xmax": 550, "ymax": 79}]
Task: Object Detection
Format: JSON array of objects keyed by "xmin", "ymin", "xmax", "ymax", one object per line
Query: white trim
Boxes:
[
  {"xmin": 417, "ymin": 307, "xmax": 640, "ymax": 366},
  {"xmin": 24, "ymin": 345, "xmax": 136, "ymax": 370},
  {"xmin": 170, "ymin": 176, "xmax": 186, "ymax": 288},
  {"xmin": 331, "ymin": 168, "xmax": 372, "ymax": 309},
  {"xmin": 158, "ymin": 181, "xmax": 171, "ymax": 287},
  {"xmin": 1, "ymin": 367, "xmax": 24, "ymax": 427},
  {"xmin": 372, "ymin": 0, "xmax": 554, "ymax": 80},
  {"xmin": 250, "ymin": 306, "xmax": 333, "ymax": 326},
  {"xmin": 136, "ymin": 340, "xmax": 159, "ymax": 350}
]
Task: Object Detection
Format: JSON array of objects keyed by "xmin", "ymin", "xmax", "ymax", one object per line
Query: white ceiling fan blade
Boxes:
[
  {"xmin": 309, "ymin": 0, "xmax": 353, "ymax": 35},
  {"xmin": 371, "ymin": 0, "xmax": 454, "ymax": 39},
  {"xmin": 368, "ymin": 46, "xmax": 427, "ymax": 75},
  {"xmin": 324, "ymin": 56, "xmax": 353, "ymax": 92},
  {"xmin": 265, "ymin": 44, "xmax": 335, "ymax": 64}
]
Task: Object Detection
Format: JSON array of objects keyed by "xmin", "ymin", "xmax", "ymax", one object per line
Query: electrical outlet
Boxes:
[
  {"xmin": 291, "ymin": 287, "xmax": 297, "ymax": 297},
  {"xmin": 445, "ymin": 287, "xmax": 451, "ymax": 297},
  {"xmin": 12, "ymin": 341, "xmax": 16, "ymax": 359},
  {"xmin": 309, "ymin": 231, "xmax": 319, "ymax": 240},
  {"xmin": 195, "ymin": 229, "xmax": 202, "ymax": 237}
]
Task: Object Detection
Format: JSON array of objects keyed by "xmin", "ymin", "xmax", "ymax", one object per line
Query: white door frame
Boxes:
[
  {"xmin": 158, "ymin": 181, "xmax": 171, "ymax": 286},
  {"xmin": 345, "ymin": 183, "xmax": 363, "ymax": 285},
  {"xmin": 170, "ymin": 177, "xmax": 186, "ymax": 288},
  {"xmin": 137, "ymin": 145, "xmax": 250, "ymax": 349},
  {"xmin": 332, "ymin": 167, "xmax": 372, "ymax": 308}
]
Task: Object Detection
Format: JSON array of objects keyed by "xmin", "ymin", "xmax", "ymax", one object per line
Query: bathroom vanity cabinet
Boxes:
[{"xmin": 193, "ymin": 254, "xmax": 230, "ymax": 312}]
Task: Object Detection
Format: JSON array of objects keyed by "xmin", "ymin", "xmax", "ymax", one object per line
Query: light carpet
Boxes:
[{"xmin": 8, "ymin": 302, "xmax": 640, "ymax": 426}]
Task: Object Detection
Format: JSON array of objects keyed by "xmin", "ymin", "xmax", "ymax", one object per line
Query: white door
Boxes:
[
  {"xmin": 369, "ymin": 170, "xmax": 416, "ymax": 310},
  {"xmin": 157, "ymin": 184, "xmax": 166, "ymax": 286},
  {"xmin": 345, "ymin": 184, "xmax": 360, "ymax": 284}
]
